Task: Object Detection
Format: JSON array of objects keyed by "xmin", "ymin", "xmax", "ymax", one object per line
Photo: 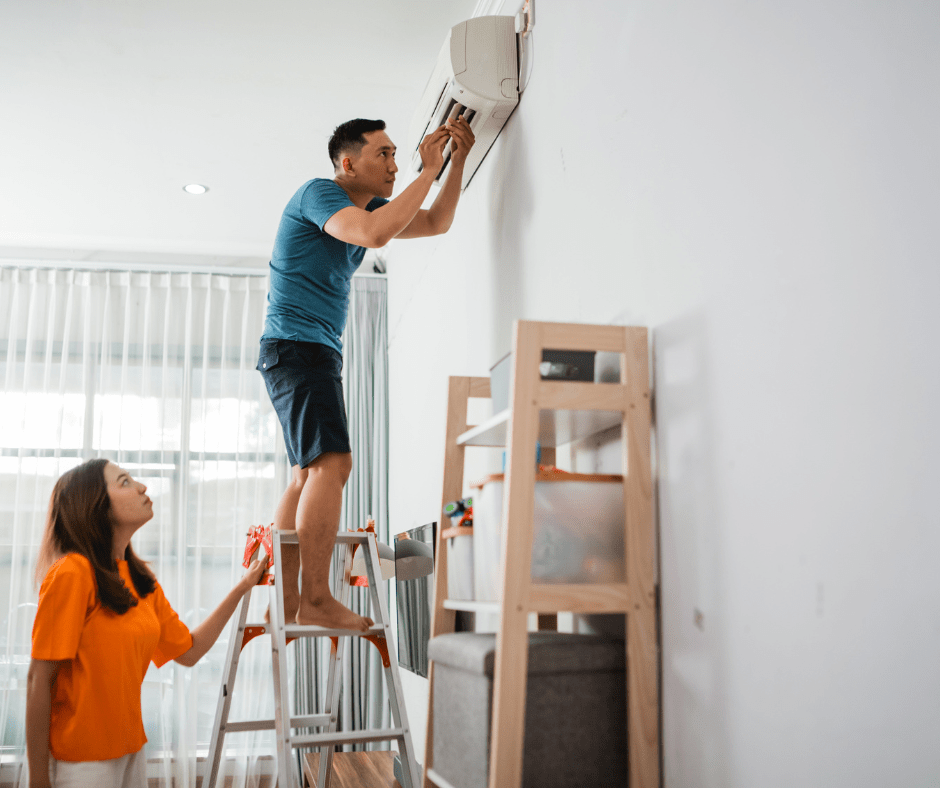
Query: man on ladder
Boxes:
[{"xmin": 256, "ymin": 115, "xmax": 474, "ymax": 630}]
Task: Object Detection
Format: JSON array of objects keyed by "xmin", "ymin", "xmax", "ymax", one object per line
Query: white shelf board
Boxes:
[
  {"xmin": 457, "ymin": 408, "xmax": 623, "ymax": 448},
  {"xmin": 442, "ymin": 599, "xmax": 501, "ymax": 614}
]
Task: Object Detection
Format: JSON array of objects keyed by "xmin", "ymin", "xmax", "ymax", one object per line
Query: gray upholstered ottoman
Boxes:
[{"xmin": 427, "ymin": 632, "xmax": 627, "ymax": 788}]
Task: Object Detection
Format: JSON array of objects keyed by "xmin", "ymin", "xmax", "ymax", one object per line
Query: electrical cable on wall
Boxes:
[{"xmin": 515, "ymin": 0, "xmax": 536, "ymax": 94}]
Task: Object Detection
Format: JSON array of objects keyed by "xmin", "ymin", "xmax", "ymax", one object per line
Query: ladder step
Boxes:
[
  {"xmin": 225, "ymin": 720, "xmax": 275, "ymax": 733},
  {"xmin": 334, "ymin": 531, "xmax": 374, "ymax": 544},
  {"xmin": 283, "ymin": 623, "xmax": 386, "ymax": 639},
  {"xmin": 291, "ymin": 713, "xmax": 332, "ymax": 728},
  {"xmin": 243, "ymin": 622, "xmax": 387, "ymax": 637},
  {"xmin": 290, "ymin": 728, "xmax": 406, "ymax": 748},
  {"xmin": 224, "ymin": 713, "xmax": 332, "ymax": 733},
  {"xmin": 273, "ymin": 530, "xmax": 372, "ymax": 545}
]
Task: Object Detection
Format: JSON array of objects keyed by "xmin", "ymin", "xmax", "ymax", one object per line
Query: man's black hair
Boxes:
[{"xmin": 328, "ymin": 118, "xmax": 387, "ymax": 169}]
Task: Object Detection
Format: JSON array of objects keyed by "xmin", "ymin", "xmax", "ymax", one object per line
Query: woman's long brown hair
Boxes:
[{"xmin": 35, "ymin": 458, "xmax": 157, "ymax": 614}]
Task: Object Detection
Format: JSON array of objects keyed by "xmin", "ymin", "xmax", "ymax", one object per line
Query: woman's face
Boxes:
[{"xmin": 104, "ymin": 462, "xmax": 153, "ymax": 530}]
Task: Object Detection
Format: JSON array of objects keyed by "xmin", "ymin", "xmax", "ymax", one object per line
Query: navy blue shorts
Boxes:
[{"xmin": 257, "ymin": 338, "xmax": 350, "ymax": 468}]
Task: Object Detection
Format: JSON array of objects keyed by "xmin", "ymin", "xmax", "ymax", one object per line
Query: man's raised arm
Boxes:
[
  {"xmin": 325, "ymin": 129, "xmax": 450, "ymax": 248},
  {"xmin": 396, "ymin": 115, "xmax": 476, "ymax": 240}
]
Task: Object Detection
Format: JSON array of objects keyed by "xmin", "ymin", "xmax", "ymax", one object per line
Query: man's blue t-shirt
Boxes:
[{"xmin": 262, "ymin": 179, "xmax": 388, "ymax": 352}]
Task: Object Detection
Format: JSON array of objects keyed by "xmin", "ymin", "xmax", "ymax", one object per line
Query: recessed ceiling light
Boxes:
[{"xmin": 183, "ymin": 184, "xmax": 208, "ymax": 194}]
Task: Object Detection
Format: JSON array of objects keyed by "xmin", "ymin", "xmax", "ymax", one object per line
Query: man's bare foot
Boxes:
[{"xmin": 296, "ymin": 595, "xmax": 374, "ymax": 632}]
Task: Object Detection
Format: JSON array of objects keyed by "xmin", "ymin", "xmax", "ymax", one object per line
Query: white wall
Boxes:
[{"xmin": 387, "ymin": 1, "xmax": 940, "ymax": 785}]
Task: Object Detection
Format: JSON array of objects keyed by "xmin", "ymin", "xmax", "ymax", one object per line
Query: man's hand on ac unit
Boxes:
[
  {"xmin": 418, "ymin": 127, "xmax": 451, "ymax": 176},
  {"xmin": 446, "ymin": 115, "xmax": 476, "ymax": 167}
]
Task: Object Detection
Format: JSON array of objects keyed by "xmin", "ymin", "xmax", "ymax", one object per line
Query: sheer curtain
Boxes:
[
  {"xmin": 0, "ymin": 264, "xmax": 391, "ymax": 785},
  {"xmin": 0, "ymin": 264, "xmax": 287, "ymax": 787},
  {"xmin": 342, "ymin": 275, "xmax": 391, "ymax": 745}
]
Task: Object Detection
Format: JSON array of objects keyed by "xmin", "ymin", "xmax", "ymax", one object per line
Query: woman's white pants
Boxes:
[{"xmin": 50, "ymin": 749, "xmax": 146, "ymax": 788}]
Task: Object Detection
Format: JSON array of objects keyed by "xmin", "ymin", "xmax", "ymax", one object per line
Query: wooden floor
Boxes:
[{"xmin": 303, "ymin": 751, "xmax": 402, "ymax": 788}]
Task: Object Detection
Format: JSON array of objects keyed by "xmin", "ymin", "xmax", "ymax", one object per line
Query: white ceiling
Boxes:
[{"xmin": 0, "ymin": 0, "xmax": 480, "ymax": 268}]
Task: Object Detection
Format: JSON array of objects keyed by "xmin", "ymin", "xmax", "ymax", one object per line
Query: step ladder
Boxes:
[{"xmin": 205, "ymin": 526, "xmax": 420, "ymax": 788}]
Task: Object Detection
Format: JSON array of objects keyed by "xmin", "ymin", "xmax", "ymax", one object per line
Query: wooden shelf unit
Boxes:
[{"xmin": 423, "ymin": 320, "xmax": 661, "ymax": 788}]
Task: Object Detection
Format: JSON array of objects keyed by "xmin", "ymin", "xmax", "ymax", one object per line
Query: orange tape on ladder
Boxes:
[
  {"xmin": 243, "ymin": 524, "xmax": 275, "ymax": 585},
  {"xmin": 349, "ymin": 518, "xmax": 376, "ymax": 586},
  {"xmin": 330, "ymin": 634, "xmax": 390, "ymax": 668},
  {"xmin": 240, "ymin": 625, "xmax": 297, "ymax": 653}
]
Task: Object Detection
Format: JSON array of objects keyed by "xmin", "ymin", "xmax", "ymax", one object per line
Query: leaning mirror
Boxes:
[{"xmin": 394, "ymin": 522, "xmax": 436, "ymax": 678}]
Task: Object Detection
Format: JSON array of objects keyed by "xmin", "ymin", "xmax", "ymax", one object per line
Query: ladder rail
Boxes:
[
  {"xmin": 271, "ymin": 528, "xmax": 296, "ymax": 788},
  {"xmin": 205, "ymin": 587, "xmax": 252, "ymax": 788},
  {"xmin": 317, "ymin": 542, "xmax": 355, "ymax": 788}
]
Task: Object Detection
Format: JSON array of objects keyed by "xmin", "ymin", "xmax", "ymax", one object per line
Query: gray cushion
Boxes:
[{"xmin": 428, "ymin": 632, "xmax": 625, "ymax": 677}]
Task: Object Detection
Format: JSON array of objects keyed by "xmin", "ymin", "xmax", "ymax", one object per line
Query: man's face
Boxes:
[{"xmin": 349, "ymin": 130, "xmax": 398, "ymax": 198}]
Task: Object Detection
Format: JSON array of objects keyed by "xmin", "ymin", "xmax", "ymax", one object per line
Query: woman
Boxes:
[{"xmin": 25, "ymin": 458, "xmax": 267, "ymax": 788}]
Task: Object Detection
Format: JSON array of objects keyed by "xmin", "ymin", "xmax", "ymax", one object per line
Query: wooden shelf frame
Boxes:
[
  {"xmin": 441, "ymin": 599, "xmax": 501, "ymax": 614},
  {"xmin": 424, "ymin": 320, "xmax": 661, "ymax": 788}
]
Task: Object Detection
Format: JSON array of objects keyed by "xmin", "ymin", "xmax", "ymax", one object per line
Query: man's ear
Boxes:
[{"xmin": 342, "ymin": 156, "xmax": 353, "ymax": 174}]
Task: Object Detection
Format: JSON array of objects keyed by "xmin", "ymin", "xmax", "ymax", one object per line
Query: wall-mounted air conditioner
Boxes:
[{"xmin": 408, "ymin": 16, "xmax": 519, "ymax": 192}]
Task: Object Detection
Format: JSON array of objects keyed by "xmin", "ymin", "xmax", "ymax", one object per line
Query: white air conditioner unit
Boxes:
[{"xmin": 408, "ymin": 16, "xmax": 519, "ymax": 191}]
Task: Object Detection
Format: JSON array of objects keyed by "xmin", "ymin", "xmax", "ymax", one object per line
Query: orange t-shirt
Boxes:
[{"xmin": 31, "ymin": 554, "xmax": 193, "ymax": 762}]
